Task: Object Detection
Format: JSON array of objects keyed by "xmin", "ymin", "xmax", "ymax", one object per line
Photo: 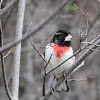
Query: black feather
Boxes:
[{"xmin": 51, "ymin": 30, "xmax": 71, "ymax": 47}]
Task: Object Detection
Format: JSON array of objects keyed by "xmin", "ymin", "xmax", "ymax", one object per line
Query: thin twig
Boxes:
[
  {"xmin": 74, "ymin": 4, "xmax": 89, "ymax": 43},
  {"xmin": 43, "ymin": 54, "xmax": 53, "ymax": 96},
  {"xmin": 43, "ymin": 74, "xmax": 46, "ymax": 96},
  {"xmin": 0, "ymin": 0, "xmax": 74, "ymax": 53},
  {"xmin": 82, "ymin": 11, "xmax": 100, "ymax": 41},
  {"xmin": 0, "ymin": 18, "xmax": 12, "ymax": 100},
  {"xmin": 86, "ymin": 47, "xmax": 100, "ymax": 53},
  {"xmin": 68, "ymin": 76, "xmax": 94, "ymax": 82},
  {"xmin": 44, "ymin": 54, "xmax": 53, "ymax": 68},
  {"xmin": 0, "ymin": 48, "xmax": 14, "ymax": 61},
  {"xmin": 29, "ymin": 37, "xmax": 47, "ymax": 63},
  {"xmin": 0, "ymin": 54, "xmax": 12, "ymax": 100},
  {"xmin": 74, "ymin": 4, "xmax": 87, "ymax": 17},
  {"xmin": 82, "ymin": 42, "xmax": 100, "ymax": 47},
  {"xmin": 85, "ymin": 13, "xmax": 89, "ymax": 45}
]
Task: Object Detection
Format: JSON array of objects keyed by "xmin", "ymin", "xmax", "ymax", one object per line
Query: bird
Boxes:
[{"xmin": 44, "ymin": 30, "xmax": 75, "ymax": 92}]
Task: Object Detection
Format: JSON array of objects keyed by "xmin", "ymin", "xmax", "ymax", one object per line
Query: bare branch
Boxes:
[
  {"xmin": 0, "ymin": 18, "xmax": 12, "ymax": 100},
  {"xmin": 0, "ymin": 0, "xmax": 74, "ymax": 53},
  {"xmin": 68, "ymin": 76, "xmax": 94, "ymax": 82},
  {"xmin": 43, "ymin": 54, "xmax": 52, "ymax": 96},
  {"xmin": 85, "ymin": 47, "xmax": 100, "ymax": 53},
  {"xmin": 74, "ymin": 4, "xmax": 87, "ymax": 17},
  {"xmin": 44, "ymin": 54, "xmax": 53, "ymax": 69},
  {"xmin": 0, "ymin": 54, "xmax": 13, "ymax": 100},
  {"xmin": 82, "ymin": 42, "xmax": 100, "ymax": 47},
  {"xmin": 43, "ymin": 74, "xmax": 46, "ymax": 96}
]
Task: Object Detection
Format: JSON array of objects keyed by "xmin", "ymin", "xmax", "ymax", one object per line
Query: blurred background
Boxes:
[{"xmin": 0, "ymin": 0, "xmax": 100, "ymax": 100}]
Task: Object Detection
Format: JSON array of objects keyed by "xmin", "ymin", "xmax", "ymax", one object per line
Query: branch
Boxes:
[
  {"xmin": 11, "ymin": 0, "xmax": 26, "ymax": 100},
  {"xmin": 0, "ymin": 0, "xmax": 74, "ymax": 53},
  {"xmin": 0, "ymin": 53, "xmax": 13, "ymax": 100},
  {"xmin": 41, "ymin": 35, "xmax": 100, "ymax": 100},
  {"xmin": 0, "ymin": 0, "xmax": 18, "ymax": 18},
  {"xmin": 82, "ymin": 41, "xmax": 100, "ymax": 47},
  {"xmin": 43, "ymin": 54, "xmax": 52, "ymax": 96},
  {"xmin": 0, "ymin": 4, "xmax": 12, "ymax": 100},
  {"xmin": 74, "ymin": 4, "xmax": 87, "ymax": 17},
  {"xmin": 85, "ymin": 47, "xmax": 100, "ymax": 53}
]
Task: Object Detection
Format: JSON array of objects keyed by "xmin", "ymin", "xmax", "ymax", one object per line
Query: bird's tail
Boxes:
[{"xmin": 56, "ymin": 79, "xmax": 69, "ymax": 92}]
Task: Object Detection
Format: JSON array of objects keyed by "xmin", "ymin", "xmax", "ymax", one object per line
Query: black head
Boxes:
[{"xmin": 51, "ymin": 30, "xmax": 72, "ymax": 47}]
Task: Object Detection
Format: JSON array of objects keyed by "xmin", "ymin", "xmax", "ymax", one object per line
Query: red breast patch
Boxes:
[{"xmin": 52, "ymin": 44, "xmax": 70, "ymax": 58}]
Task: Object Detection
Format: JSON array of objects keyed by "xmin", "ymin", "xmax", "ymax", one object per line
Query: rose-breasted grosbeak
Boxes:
[{"xmin": 45, "ymin": 30, "xmax": 75, "ymax": 92}]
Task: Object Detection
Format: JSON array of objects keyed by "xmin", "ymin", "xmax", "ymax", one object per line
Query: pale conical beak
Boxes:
[{"xmin": 65, "ymin": 35, "xmax": 73, "ymax": 41}]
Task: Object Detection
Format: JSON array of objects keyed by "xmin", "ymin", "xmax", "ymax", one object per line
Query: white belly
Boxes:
[{"xmin": 45, "ymin": 44, "xmax": 75, "ymax": 78}]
